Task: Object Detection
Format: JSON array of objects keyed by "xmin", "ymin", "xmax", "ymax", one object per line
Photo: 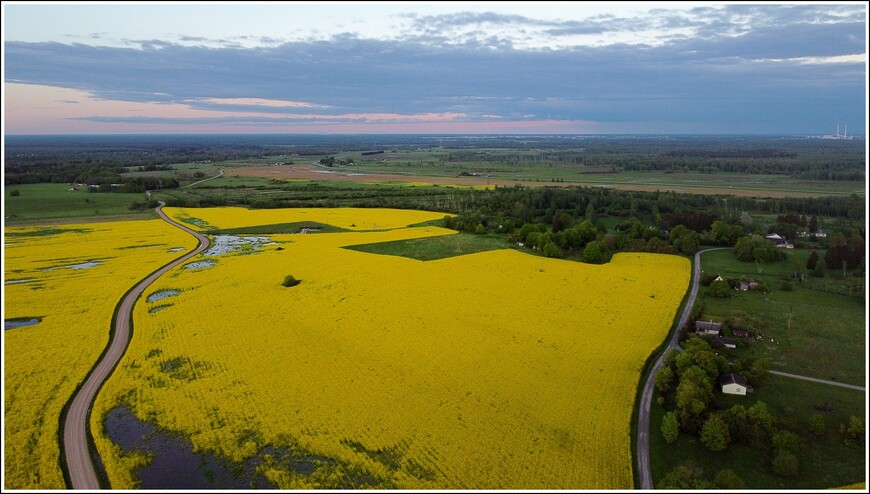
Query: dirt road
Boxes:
[{"xmin": 61, "ymin": 203, "xmax": 210, "ymax": 489}]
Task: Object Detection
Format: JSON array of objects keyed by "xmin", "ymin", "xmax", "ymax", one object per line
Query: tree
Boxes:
[
  {"xmin": 772, "ymin": 429, "xmax": 800, "ymax": 454},
  {"xmin": 734, "ymin": 234, "xmax": 781, "ymax": 263},
  {"xmin": 655, "ymin": 366, "xmax": 675, "ymax": 393},
  {"xmin": 772, "ymin": 451, "xmax": 799, "ymax": 477},
  {"xmin": 585, "ymin": 202, "xmax": 596, "ymax": 223},
  {"xmin": 747, "ymin": 401, "xmax": 774, "ymax": 447},
  {"xmin": 840, "ymin": 415, "xmax": 865, "ymax": 446},
  {"xmin": 812, "ymin": 259, "xmax": 827, "ymax": 278},
  {"xmin": 658, "ymin": 462, "xmax": 709, "ymax": 489},
  {"xmin": 806, "ymin": 250, "xmax": 819, "ymax": 270},
  {"xmin": 725, "ymin": 405, "xmax": 750, "ymax": 444},
  {"xmin": 542, "ymin": 241, "xmax": 563, "ymax": 258},
  {"xmin": 701, "ymin": 414, "xmax": 731, "ymax": 452},
  {"xmin": 808, "ymin": 214, "xmax": 819, "ymax": 232},
  {"xmin": 710, "ymin": 220, "xmax": 742, "ymax": 246},
  {"xmin": 707, "ymin": 278, "xmax": 731, "ymax": 298},
  {"xmin": 662, "ymin": 411, "xmax": 680, "ymax": 444},
  {"xmin": 551, "ymin": 211, "xmax": 574, "ymax": 233},
  {"xmin": 582, "ymin": 241, "xmax": 605, "ymax": 263}
]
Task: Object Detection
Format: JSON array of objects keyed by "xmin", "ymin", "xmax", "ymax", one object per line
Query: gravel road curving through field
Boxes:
[
  {"xmin": 636, "ymin": 247, "xmax": 728, "ymax": 489},
  {"xmin": 61, "ymin": 202, "xmax": 210, "ymax": 489}
]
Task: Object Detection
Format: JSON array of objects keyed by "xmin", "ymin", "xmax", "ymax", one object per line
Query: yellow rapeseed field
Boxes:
[
  {"xmin": 94, "ymin": 207, "xmax": 690, "ymax": 489},
  {"xmin": 3, "ymin": 220, "xmax": 197, "ymax": 489}
]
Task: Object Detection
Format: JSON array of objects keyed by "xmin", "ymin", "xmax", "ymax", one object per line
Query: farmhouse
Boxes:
[
  {"xmin": 719, "ymin": 373, "xmax": 752, "ymax": 395},
  {"xmin": 765, "ymin": 233, "xmax": 793, "ymax": 249},
  {"xmin": 695, "ymin": 320, "xmax": 722, "ymax": 335}
]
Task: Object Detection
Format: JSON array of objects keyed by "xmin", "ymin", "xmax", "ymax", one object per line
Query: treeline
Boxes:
[{"xmin": 440, "ymin": 185, "xmax": 864, "ymax": 264}]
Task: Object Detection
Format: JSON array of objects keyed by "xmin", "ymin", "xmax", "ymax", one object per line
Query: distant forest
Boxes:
[{"xmin": 4, "ymin": 134, "xmax": 866, "ymax": 186}]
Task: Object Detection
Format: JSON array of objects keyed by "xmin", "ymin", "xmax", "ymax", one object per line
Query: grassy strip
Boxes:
[{"xmin": 343, "ymin": 232, "xmax": 512, "ymax": 261}]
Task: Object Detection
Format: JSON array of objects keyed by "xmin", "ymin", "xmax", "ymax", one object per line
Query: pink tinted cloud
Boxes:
[{"xmin": 4, "ymin": 83, "xmax": 598, "ymax": 134}]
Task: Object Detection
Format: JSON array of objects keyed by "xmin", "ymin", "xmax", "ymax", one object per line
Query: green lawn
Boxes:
[
  {"xmin": 4, "ymin": 183, "xmax": 154, "ymax": 224},
  {"xmin": 650, "ymin": 375, "xmax": 865, "ymax": 489},
  {"xmin": 343, "ymin": 232, "xmax": 514, "ymax": 261},
  {"xmin": 697, "ymin": 249, "xmax": 865, "ymax": 385}
]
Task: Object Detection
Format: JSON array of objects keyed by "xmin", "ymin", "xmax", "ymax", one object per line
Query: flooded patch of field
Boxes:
[
  {"xmin": 203, "ymin": 235, "xmax": 276, "ymax": 256},
  {"xmin": 69, "ymin": 260, "xmax": 102, "ymax": 269},
  {"xmin": 41, "ymin": 259, "xmax": 104, "ymax": 271},
  {"xmin": 146, "ymin": 289, "xmax": 181, "ymax": 303},
  {"xmin": 168, "ymin": 247, "xmax": 186, "ymax": 253},
  {"xmin": 183, "ymin": 260, "xmax": 216, "ymax": 270},
  {"xmin": 103, "ymin": 406, "xmax": 276, "ymax": 489},
  {"xmin": 5, "ymin": 278, "xmax": 35, "ymax": 285},
  {"xmin": 5, "ymin": 317, "xmax": 42, "ymax": 330}
]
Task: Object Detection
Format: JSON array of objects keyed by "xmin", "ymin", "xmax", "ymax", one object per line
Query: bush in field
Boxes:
[{"xmin": 282, "ymin": 275, "xmax": 301, "ymax": 287}]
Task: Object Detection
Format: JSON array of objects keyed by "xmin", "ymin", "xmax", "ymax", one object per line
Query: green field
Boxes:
[
  {"xmin": 343, "ymin": 232, "xmax": 514, "ymax": 261},
  {"xmin": 698, "ymin": 249, "xmax": 865, "ymax": 385},
  {"xmin": 3, "ymin": 183, "xmax": 155, "ymax": 224},
  {"xmin": 318, "ymin": 148, "xmax": 865, "ymax": 197},
  {"xmin": 650, "ymin": 375, "xmax": 865, "ymax": 489}
]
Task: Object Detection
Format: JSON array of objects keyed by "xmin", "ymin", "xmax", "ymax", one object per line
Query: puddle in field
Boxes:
[
  {"xmin": 104, "ymin": 406, "xmax": 276, "ymax": 489},
  {"xmin": 147, "ymin": 289, "xmax": 181, "ymax": 303},
  {"xmin": 42, "ymin": 260, "xmax": 103, "ymax": 271},
  {"xmin": 168, "ymin": 247, "xmax": 186, "ymax": 253},
  {"xmin": 5, "ymin": 317, "xmax": 42, "ymax": 330},
  {"xmin": 69, "ymin": 261, "xmax": 101, "ymax": 269},
  {"xmin": 203, "ymin": 236, "xmax": 276, "ymax": 256},
  {"xmin": 183, "ymin": 260, "xmax": 216, "ymax": 270},
  {"xmin": 5, "ymin": 278, "xmax": 35, "ymax": 285}
]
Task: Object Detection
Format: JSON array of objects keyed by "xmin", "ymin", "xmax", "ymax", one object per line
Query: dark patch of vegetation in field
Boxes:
[
  {"xmin": 212, "ymin": 221, "xmax": 347, "ymax": 235},
  {"xmin": 5, "ymin": 227, "xmax": 92, "ymax": 237}
]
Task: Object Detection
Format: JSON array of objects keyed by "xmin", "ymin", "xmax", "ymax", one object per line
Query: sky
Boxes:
[{"xmin": 2, "ymin": 1, "xmax": 867, "ymax": 135}]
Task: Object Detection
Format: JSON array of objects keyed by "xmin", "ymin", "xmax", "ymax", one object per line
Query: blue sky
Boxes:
[{"xmin": 2, "ymin": 1, "xmax": 867, "ymax": 134}]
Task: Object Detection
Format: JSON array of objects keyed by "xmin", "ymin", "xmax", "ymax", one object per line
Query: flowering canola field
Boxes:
[
  {"xmin": 93, "ymin": 207, "xmax": 690, "ymax": 489},
  {"xmin": 3, "ymin": 220, "xmax": 197, "ymax": 489}
]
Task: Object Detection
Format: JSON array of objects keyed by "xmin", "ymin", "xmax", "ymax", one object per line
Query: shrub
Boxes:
[
  {"xmin": 10, "ymin": 189, "xmax": 20, "ymax": 197},
  {"xmin": 282, "ymin": 275, "xmax": 301, "ymax": 287},
  {"xmin": 808, "ymin": 414, "xmax": 826, "ymax": 438}
]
